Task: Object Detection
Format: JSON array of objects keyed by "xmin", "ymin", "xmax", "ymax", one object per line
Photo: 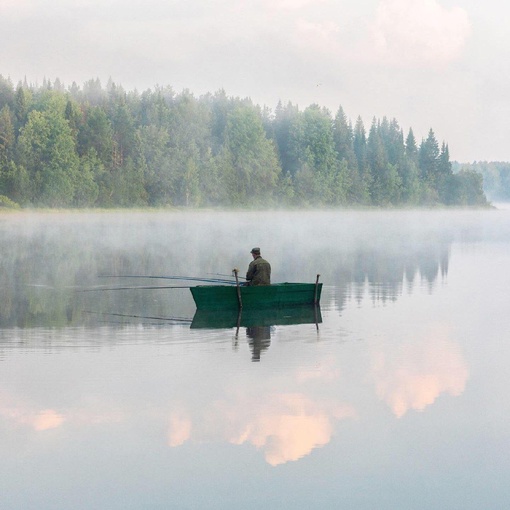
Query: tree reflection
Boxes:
[{"xmin": 0, "ymin": 212, "xmax": 454, "ymax": 330}]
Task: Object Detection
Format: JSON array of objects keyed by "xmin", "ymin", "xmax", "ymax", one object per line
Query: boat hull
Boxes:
[{"xmin": 190, "ymin": 282, "xmax": 322, "ymax": 311}]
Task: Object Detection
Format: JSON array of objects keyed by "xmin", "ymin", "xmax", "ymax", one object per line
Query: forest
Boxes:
[
  {"xmin": 452, "ymin": 161, "xmax": 510, "ymax": 202},
  {"xmin": 0, "ymin": 75, "xmax": 489, "ymax": 209}
]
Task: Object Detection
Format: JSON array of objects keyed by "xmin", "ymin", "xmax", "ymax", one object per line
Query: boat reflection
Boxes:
[
  {"xmin": 246, "ymin": 326, "xmax": 272, "ymax": 362},
  {"xmin": 191, "ymin": 305, "xmax": 322, "ymax": 362},
  {"xmin": 190, "ymin": 304, "xmax": 322, "ymax": 329}
]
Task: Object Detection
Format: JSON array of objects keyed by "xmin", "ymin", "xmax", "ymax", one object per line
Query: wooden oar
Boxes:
[
  {"xmin": 314, "ymin": 274, "xmax": 320, "ymax": 305},
  {"xmin": 233, "ymin": 268, "xmax": 243, "ymax": 309}
]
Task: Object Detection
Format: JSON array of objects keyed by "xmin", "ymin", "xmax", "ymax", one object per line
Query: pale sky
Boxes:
[{"xmin": 1, "ymin": 0, "xmax": 508, "ymax": 162}]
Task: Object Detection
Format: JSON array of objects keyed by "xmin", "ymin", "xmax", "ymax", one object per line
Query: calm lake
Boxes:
[{"xmin": 1, "ymin": 209, "xmax": 509, "ymax": 509}]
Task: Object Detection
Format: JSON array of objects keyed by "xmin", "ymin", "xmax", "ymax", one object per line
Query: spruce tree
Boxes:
[{"xmin": 418, "ymin": 129, "xmax": 440, "ymax": 202}]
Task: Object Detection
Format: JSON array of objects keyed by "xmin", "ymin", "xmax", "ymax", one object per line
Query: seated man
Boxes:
[{"xmin": 246, "ymin": 247, "xmax": 271, "ymax": 286}]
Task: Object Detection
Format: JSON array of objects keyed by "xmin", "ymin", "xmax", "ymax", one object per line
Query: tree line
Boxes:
[
  {"xmin": 0, "ymin": 75, "xmax": 488, "ymax": 209},
  {"xmin": 452, "ymin": 161, "xmax": 510, "ymax": 202}
]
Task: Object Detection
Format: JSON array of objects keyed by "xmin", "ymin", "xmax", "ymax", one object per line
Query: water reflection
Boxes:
[
  {"xmin": 246, "ymin": 326, "xmax": 272, "ymax": 362},
  {"xmin": 190, "ymin": 305, "xmax": 322, "ymax": 329},
  {"xmin": 2, "ymin": 211, "xmax": 509, "ymax": 508},
  {"xmin": 191, "ymin": 305, "xmax": 322, "ymax": 361},
  {"xmin": 0, "ymin": 211, "xmax": 456, "ymax": 330},
  {"xmin": 0, "ymin": 393, "xmax": 65, "ymax": 431},
  {"xmin": 167, "ymin": 393, "xmax": 357, "ymax": 466},
  {"xmin": 371, "ymin": 327, "xmax": 469, "ymax": 417}
]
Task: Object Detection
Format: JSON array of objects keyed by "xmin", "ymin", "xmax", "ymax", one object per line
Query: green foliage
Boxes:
[
  {"xmin": 17, "ymin": 103, "xmax": 79, "ymax": 206},
  {"xmin": 0, "ymin": 105, "xmax": 15, "ymax": 164},
  {"xmin": 273, "ymin": 101, "xmax": 302, "ymax": 177},
  {"xmin": 333, "ymin": 106, "xmax": 356, "ymax": 167},
  {"xmin": 0, "ymin": 77, "xmax": 490, "ymax": 208},
  {"xmin": 225, "ymin": 104, "xmax": 280, "ymax": 204},
  {"xmin": 419, "ymin": 129, "xmax": 440, "ymax": 185},
  {"xmin": 448, "ymin": 170, "xmax": 489, "ymax": 206},
  {"xmin": 0, "ymin": 194, "xmax": 19, "ymax": 209},
  {"xmin": 0, "ymin": 161, "xmax": 29, "ymax": 203},
  {"xmin": 405, "ymin": 128, "xmax": 418, "ymax": 162},
  {"xmin": 14, "ymin": 85, "xmax": 31, "ymax": 133},
  {"xmin": 0, "ymin": 75, "xmax": 15, "ymax": 109},
  {"xmin": 77, "ymin": 106, "xmax": 114, "ymax": 161},
  {"xmin": 453, "ymin": 161, "xmax": 510, "ymax": 202},
  {"xmin": 74, "ymin": 149, "xmax": 100, "ymax": 206},
  {"xmin": 300, "ymin": 105, "xmax": 336, "ymax": 173}
]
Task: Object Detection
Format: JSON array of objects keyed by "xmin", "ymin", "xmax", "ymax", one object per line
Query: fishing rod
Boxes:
[
  {"xmin": 78, "ymin": 285, "xmax": 196, "ymax": 292},
  {"xmin": 207, "ymin": 272, "xmax": 247, "ymax": 280},
  {"xmin": 98, "ymin": 275, "xmax": 237, "ymax": 285},
  {"xmin": 83, "ymin": 310, "xmax": 192, "ymax": 323}
]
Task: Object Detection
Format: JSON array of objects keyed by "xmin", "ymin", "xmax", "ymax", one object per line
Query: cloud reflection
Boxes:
[
  {"xmin": 167, "ymin": 411, "xmax": 192, "ymax": 447},
  {"xmin": 372, "ymin": 330, "xmax": 469, "ymax": 417},
  {"xmin": 31, "ymin": 409, "xmax": 65, "ymax": 431},
  {"xmin": 167, "ymin": 393, "xmax": 356, "ymax": 466},
  {"xmin": 0, "ymin": 400, "xmax": 65, "ymax": 431},
  {"xmin": 0, "ymin": 392, "xmax": 124, "ymax": 433}
]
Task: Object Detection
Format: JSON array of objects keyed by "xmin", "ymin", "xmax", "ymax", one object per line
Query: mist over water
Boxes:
[
  {"xmin": 0, "ymin": 209, "xmax": 491, "ymax": 328},
  {"xmin": 1, "ymin": 209, "xmax": 510, "ymax": 509}
]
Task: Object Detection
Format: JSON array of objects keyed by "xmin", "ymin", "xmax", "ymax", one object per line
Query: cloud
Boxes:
[
  {"xmin": 255, "ymin": 0, "xmax": 328, "ymax": 10},
  {"xmin": 74, "ymin": 0, "xmax": 343, "ymax": 69},
  {"xmin": 0, "ymin": 0, "xmax": 34, "ymax": 18},
  {"xmin": 371, "ymin": 0, "xmax": 471, "ymax": 66},
  {"xmin": 294, "ymin": 19, "xmax": 341, "ymax": 53}
]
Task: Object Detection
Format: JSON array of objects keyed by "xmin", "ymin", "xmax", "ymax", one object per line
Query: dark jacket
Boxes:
[{"xmin": 246, "ymin": 256, "xmax": 271, "ymax": 286}]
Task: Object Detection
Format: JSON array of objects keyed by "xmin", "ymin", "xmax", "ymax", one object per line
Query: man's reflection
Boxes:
[{"xmin": 246, "ymin": 326, "xmax": 272, "ymax": 362}]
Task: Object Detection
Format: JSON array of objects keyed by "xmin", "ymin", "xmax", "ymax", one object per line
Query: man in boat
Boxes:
[{"xmin": 246, "ymin": 247, "xmax": 271, "ymax": 286}]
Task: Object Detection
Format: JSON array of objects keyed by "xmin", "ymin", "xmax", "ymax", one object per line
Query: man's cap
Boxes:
[{"xmin": 250, "ymin": 247, "xmax": 261, "ymax": 254}]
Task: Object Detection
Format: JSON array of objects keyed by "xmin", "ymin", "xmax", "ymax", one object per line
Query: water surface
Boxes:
[{"xmin": 1, "ymin": 210, "xmax": 509, "ymax": 509}]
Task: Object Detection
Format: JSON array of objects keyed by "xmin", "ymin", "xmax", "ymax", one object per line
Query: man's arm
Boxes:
[{"xmin": 246, "ymin": 260, "xmax": 255, "ymax": 281}]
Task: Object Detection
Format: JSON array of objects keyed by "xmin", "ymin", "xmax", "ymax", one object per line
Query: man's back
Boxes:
[{"xmin": 246, "ymin": 256, "xmax": 271, "ymax": 286}]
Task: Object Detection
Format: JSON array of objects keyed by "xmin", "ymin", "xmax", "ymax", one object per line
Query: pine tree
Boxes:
[
  {"xmin": 333, "ymin": 106, "xmax": 356, "ymax": 167},
  {"xmin": 353, "ymin": 116, "xmax": 367, "ymax": 172},
  {"xmin": 0, "ymin": 105, "xmax": 15, "ymax": 164},
  {"xmin": 367, "ymin": 118, "xmax": 401, "ymax": 204},
  {"xmin": 0, "ymin": 75, "xmax": 15, "ymax": 110},
  {"xmin": 353, "ymin": 116, "xmax": 371, "ymax": 203},
  {"xmin": 273, "ymin": 101, "xmax": 301, "ymax": 177},
  {"xmin": 405, "ymin": 128, "xmax": 418, "ymax": 163},
  {"xmin": 14, "ymin": 85, "xmax": 30, "ymax": 135},
  {"xmin": 418, "ymin": 129, "xmax": 440, "ymax": 202}
]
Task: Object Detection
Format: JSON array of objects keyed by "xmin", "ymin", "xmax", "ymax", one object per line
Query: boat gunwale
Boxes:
[{"xmin": 190, "ymin": 282, "xmax": 322, "ymax": 310}]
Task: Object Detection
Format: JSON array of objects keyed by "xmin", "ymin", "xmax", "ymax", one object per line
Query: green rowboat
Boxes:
[{"xmin": 189, "ymin": 282, "xmax": 322, "ymax": 311}]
